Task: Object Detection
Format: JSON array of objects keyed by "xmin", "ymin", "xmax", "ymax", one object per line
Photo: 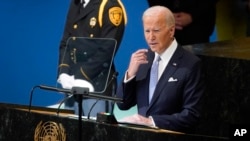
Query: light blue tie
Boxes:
[{"xmin": 149, "ymin": 55, "xmax": 161, "ymax": 103}]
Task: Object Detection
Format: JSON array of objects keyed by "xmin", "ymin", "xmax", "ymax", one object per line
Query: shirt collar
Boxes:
[
  {"xmin": 81, "ymin": 0, "xmax": 90, "ymax": 7},
  {"xmin": 155, "ymin": 39, "xmax": 178, "ymax": 63}
]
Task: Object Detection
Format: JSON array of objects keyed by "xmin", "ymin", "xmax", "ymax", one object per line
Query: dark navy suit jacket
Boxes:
[{"xmin": 117, "ymin": 45, "xmax": 205, "ymax": 132}]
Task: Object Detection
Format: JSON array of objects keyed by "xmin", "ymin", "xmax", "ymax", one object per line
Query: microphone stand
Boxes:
[
  {"xmin": 71, "ymin": 87, "xmax": 89, "ymax": 141},
  {"xmin": 78, "ymin": 97, "xmax": 83, "ymax": 141},
  {"xmin": 70, "ymin": 85, "xmax": 123, "ymax": 141},
  {"xmin": 75, "ymin": 94, "xmax": 83, "ymax": 141}
]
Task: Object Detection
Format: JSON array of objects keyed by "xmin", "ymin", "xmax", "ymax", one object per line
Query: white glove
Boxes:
[
  {"xmin": 74, "ymin": 79, "xmax": 95, "ymax": 92},
  {"xmin": 57, "ymin": 73, "xmax": 75, "ymax": 89}
]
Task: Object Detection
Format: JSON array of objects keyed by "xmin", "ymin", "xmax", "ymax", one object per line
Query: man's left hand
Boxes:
[{"xmin": 120, "ymin": 114, "xmax": 154, "ymax": 127}]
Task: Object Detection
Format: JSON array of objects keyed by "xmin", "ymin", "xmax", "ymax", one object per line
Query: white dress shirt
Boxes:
[
  {"xmin": 81, "ymin": 0, "xmax": 90, "ymax": 7},
  {"xmin": 156, "ymin": 39, "xmax": 177, "ymax": 80}
]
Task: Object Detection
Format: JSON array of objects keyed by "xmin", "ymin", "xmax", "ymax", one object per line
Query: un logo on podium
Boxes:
[{"xmin": 34, "ymin": 121, "xmax": 66, "ymax": 141}]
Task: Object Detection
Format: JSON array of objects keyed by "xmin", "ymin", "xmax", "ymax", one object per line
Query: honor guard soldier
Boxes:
[{"xmin": 57, "ymin": 0, "xmax": 127, "ymax": 116}]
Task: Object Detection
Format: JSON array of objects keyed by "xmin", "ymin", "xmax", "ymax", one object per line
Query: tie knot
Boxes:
[{"xmin": 155, "ymin": 55, "xmax": 161, "ymax": 62}]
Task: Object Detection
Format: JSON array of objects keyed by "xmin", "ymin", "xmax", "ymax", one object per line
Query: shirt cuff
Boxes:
[
  {"xmin": 124, "ymin": 71, "xmax": 135, "ymax": 83},
  {"xmin": 149, "ymin": 116, "xmax": 156, "ymax": 127}
]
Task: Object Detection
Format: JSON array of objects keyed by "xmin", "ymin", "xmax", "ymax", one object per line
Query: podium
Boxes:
[
  {"xmin": 0, "ymin": 103, "xmax": 226, "ymax": 141},
  {"xmin": 183, "ymin": 37, "xmax": 250, "ymax": 138},
  {"xmin": 1, "ymin": 37, "xmax": 250, "ymax": 141}
]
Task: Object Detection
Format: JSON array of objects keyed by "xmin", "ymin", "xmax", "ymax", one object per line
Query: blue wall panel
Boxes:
[{"xmin": 0, "ymin": 0, "xmax": 148, "ymax": 107}]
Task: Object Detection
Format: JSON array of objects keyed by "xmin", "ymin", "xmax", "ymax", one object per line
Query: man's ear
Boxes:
[{"xmin": 170, "ymin": 26, "xmax": 175, "ymax": 36}]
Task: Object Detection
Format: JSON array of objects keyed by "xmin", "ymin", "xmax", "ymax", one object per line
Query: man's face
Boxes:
[{"xmin": 143, "ymin": 15, "xmax": 175, "ymax": 54}]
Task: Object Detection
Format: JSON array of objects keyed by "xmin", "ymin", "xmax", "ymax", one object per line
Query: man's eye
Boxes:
[{"xmin": 145, "ymin": 29, "xmax": 160, "ymax": 33}]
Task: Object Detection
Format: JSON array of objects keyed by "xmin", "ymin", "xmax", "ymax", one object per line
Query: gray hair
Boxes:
[{"xmin": 142, "ymin": 6, "xmax": 175, "ymax": 27}]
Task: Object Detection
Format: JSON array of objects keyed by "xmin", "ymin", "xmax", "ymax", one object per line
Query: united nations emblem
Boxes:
[
  {"xmin": 34, "ymin": 121, "xmax": 66, "ymax": 141},
  {"xmin": 109, "ymin": 7, "xmax": 123, "ymax": 26}
]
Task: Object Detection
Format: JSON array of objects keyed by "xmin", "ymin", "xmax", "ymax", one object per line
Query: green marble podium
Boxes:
[
  {"xmin": 0, "ymin": 103, "xmax": 226, "ymax": 141},
  {"xmin": 183, "ymin": 37, "xmax": 250, "ymax": 138}
]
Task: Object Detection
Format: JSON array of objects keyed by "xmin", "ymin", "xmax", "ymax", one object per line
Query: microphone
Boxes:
[
  {"xmin": 39, "ymin": 85, "xmax": 71, "ymax": 94},
  {"xmin": 106, "ymin": 72, "xmax": 118, "ymax": 88},
  {"xmin": 113, "ymin": 72, "xmax": 119, "ymax": 78},
  {"xmin": 87, "ymin": 72, "xmax": 120, "ymax": 118},
  {"xmin": 88, "ymin": 72, "xmax": 119, "ymax": 119},
  {"xmin": 28, "ymin": 85, "xmax": 72, "ymax": 112},
  {"xmin": 38, "ymin": 79, "xmax": 123, "ymax": 102},
  {"xmin": 29, "ymin": 72, "xmax": 122, "ymax": 113}
]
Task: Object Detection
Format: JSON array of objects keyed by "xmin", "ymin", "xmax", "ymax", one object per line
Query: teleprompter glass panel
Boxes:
[{"xmin": 59, "ymin": 37, "xmax": 117, "ymax": 94}]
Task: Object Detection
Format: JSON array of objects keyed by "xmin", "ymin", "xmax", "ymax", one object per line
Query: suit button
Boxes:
[
  {"xmin": 73, "ymin": 24, "xmax": 78, "ymax": 29},
  {"xmin": 103, "ymin": 63, "xmax": 108, "ymax": 68},
  {"xmin": 90, "ymin": 34, "xmax": 94, "ymax": 37}
]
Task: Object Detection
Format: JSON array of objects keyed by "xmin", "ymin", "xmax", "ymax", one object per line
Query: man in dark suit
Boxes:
[
  {"xmin": 57, "ymin": 0, "xmax": 127, "ymax": 116},
  {"xmin": 147, "ymin": 0, "xmax": 218, "ymax": 45},
  {"xmin": 117, "ymin": 6, "xmax": 204, "ymax": 133}
]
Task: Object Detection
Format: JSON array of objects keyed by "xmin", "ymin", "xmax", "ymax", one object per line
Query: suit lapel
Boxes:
[{"xmin": 147, "ymin": 46, "xmax": 183, "ymax": 109}]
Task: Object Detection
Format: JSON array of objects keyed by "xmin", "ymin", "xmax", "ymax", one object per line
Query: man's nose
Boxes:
[{"xmin": 148, "ymin": 32, "xmax": 155, "ymax": 40}]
